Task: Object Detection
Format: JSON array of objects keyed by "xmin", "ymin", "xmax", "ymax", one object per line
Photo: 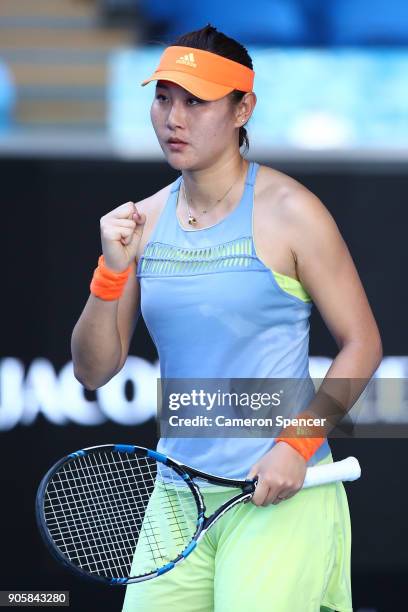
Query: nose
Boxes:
[{"xmin": 166, "ymin": 99, "xmax": 185, "ymax": 130}]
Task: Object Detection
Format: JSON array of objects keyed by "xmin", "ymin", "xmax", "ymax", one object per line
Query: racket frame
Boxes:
[{"xmin": 35, "ymin": 444, "xmax": 256, "ymax": 586}]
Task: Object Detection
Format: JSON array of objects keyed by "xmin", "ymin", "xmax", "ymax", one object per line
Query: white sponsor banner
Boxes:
[
  {"xmin": 0, "ymin": 356, "xmax": 159, "ymax": 431},
  {"xmin": 0, "ymin": 356, "xmax": 407, "ymax": 430}
]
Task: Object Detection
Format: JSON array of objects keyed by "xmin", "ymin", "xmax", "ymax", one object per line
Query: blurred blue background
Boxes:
[
  {"xmin": 0, "ymin": 0, "xmax": 407, "ymax": 154},
  {"xmin": 138, "ymin": 0, "xmax": 408, "ymax": 46},
  {"xmin": 108, "ymin": 47, "xmax": 408, "ymax": 153}
]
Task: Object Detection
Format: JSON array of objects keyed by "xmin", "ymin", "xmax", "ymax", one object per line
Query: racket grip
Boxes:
[{"xmin": 303, "ymin": 456, "xmax": 361, "ymax": 489}]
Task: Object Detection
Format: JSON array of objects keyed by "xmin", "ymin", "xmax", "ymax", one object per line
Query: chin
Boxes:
[
  {"xmin": 164, "ymin": 153, "xmax": 197, "ymax": 172},
  {"xmin": 159, "ymin": 142, "xmax": 210, "ymax": 171},
  {"xmin": 165, "ymin": 156, "xmax": 185, "ymax": 170}
]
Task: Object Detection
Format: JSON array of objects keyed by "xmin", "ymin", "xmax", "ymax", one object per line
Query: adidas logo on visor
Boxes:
[{"xmin": 176, "ymin": 53, "xmax": 197, "ymax": 68}]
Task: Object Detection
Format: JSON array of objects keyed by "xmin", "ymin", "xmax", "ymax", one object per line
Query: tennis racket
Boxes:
[{"xmin": 36, "ymin": 444, "xmax": 361, "ymax": 585}]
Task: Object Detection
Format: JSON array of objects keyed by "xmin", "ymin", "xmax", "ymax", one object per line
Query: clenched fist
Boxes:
[{"xmin": 100, "ymin": 201, "xmax": 146, "ymax": 272}]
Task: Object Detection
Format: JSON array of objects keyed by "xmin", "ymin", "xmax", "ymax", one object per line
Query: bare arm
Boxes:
[
  {"xmin": 71, "ymin": 200, "xmax": 146, "ymax": 390},
  {"xmin": 289, "ymin": 186, "xmax": 383, "ymax": 428},
  {"xmin": 248, "ymin": 184, "xmax": 383, "ymax": 506},
  {"xmin": 71, "ymin": 271, "xmax": 140, "ymax": 390}
]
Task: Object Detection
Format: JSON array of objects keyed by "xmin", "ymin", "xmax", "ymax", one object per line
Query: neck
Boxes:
[{"xmin": 181, "ymin": 156, "xmax": 248, "ymax": 212}]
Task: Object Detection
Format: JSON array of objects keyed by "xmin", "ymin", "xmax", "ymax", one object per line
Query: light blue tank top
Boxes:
[{"xmin": 137, "ymin": 161, "xmax": 330, "ymax": 478}]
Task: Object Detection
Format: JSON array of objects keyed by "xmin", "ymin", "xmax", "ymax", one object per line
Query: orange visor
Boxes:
[{"xmin": 141, "ymin": 46, "xmax": 254, "ymax": 101}]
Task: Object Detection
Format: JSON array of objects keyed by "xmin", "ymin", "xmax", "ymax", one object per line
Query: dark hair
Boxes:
[{"xmin": 171, "ymin": 24, "xmax": 253, "ymax": 153}]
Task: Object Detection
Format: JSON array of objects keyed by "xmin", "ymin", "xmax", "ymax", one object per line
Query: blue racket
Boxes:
[{"xmin": 36, "ymin": 444, "xmax": 361, "ymax": 585}]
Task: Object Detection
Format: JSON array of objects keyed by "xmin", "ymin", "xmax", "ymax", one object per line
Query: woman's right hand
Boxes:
[{"xmin": 100, "ymin": 201, "xmax": 146, "ymax": 272}]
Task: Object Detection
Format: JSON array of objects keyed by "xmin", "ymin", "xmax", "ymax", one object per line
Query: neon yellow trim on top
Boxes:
[
  {"xmin": 141, "ymin": 240, "xmax": 312, "ymax": 302},
  {"xmin": 271, "ymin": 270, "xmax": 312, "ymax": 302}
]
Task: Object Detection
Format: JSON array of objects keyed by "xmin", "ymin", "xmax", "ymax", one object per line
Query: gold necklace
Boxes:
[{"xmin": 182, "ymin": 166, "xmax": 244, "ymax": 226}]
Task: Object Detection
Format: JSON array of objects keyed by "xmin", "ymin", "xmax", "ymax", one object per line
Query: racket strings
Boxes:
[
  {"xmin": 48, "ymin": 454, "xmax": 162, "ymax": 574},
  {"xmin": 52, "ymin": 456, "xmax": 139, "ymax": 574},
  {"xmin": 44, "ymin": 452, "xmax": 199, "ymax": 579},
  {"xmin": 74, "ymin": 453, "xmax": 142, "ymax": 573},
  {"xmin": 48, "ymin": 453, "xmax": 159, "ymax": 574}
]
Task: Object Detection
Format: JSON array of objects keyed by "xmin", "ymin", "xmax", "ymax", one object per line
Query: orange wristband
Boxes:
[
  {"xmin": 275, "ymin": 413, "xmax": 326, "ymax": 462},
  {"xmin": 275, "ymin": 436, "xmax": 325, "ymax": 462},
  {"xmin": 90, "ymin": 255, "xmax": 133, "ymax": 301}
]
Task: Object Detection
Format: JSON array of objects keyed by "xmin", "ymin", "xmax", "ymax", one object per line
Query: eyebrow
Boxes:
[{"xmin": 155, "ymin": 82, "xmax": 204, "ymax": 101}]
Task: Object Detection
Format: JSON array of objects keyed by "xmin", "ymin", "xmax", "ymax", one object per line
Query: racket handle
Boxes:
[{"xmin": 303, "ymin": 456, "xmax": 361, "ymax": 489}]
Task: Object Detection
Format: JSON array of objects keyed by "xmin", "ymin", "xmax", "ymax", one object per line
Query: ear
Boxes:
[{"xmin": 235, "ymin": 91, "xmax": 257, "ymax": 127}]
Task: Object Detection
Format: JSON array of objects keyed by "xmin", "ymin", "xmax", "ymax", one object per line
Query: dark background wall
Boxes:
[{"xmin": 1, "ymin": 156, "xmax": 407, "ymax": 611}]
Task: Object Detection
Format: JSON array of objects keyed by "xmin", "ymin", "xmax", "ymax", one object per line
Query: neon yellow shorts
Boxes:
[{"xmin": 122, "ymin": 452, "xmax": 352, "ymax": 612}]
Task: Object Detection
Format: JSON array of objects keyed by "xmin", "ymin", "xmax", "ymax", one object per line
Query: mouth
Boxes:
[
  {"xmin": 167, "ymin": 138, "xmax": 188, "ymax": 144},
  {"xmin": 166, "ymin": 139, "xmax": 189, "ymax": 150}
]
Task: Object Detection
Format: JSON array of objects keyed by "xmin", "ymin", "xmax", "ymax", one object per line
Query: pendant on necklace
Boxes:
[{"xmin": 188, "ymin": 214, "xmax": 197, "ymax": 225}]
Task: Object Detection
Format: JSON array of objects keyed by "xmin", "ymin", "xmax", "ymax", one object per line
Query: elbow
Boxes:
[
  {"xmin": 370, "ymin": 325, "xmax": 383, "ymax": 369},
  {"xmin": 374, "ymin": 337, "xmax": 383, "ymax": 369},
  {"xmin": 83, "ymin": 381, "xmax": 99, "ymax": 392},
  {"xmin": 73, "ymin": 368, "xmax": 100, "ymax": 391},
  {"xmin": 357, "ymin": 333, "xmax": 383, "ymax": 371},
  {"xmin": 341, "ymin": 331, "xmax": 383, "ymax": 373},
  {"xmin": 73, "ymin": 363, "xmax": 122, "ymax": 391}
]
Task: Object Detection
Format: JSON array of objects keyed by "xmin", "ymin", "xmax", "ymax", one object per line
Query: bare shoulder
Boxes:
[
  {"xmin": 255, "ymin": 163, "xmax": 333, "ymax": 227},
  {"xmin": 135, "ymin": 181, "xmax": 173, "ymax": 219}
]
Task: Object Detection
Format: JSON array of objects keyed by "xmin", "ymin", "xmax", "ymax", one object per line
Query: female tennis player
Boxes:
[{"xmin": 71, "ymin": 24, "xmax": 382, "ymax": 612}]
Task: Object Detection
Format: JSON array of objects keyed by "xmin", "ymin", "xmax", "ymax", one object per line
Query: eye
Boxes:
[
  {"xmin": 187, "ymin": 97, "xmax": 202, "ymax": 105},
  {"xmin": 155, "ymin": 93, "xmax": 167, "ymax": 101}
]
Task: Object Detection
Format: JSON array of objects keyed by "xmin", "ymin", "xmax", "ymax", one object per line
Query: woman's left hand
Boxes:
[{"xmin": 246, "ymin": 442, "xmax": 307, "ymax": 506}]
